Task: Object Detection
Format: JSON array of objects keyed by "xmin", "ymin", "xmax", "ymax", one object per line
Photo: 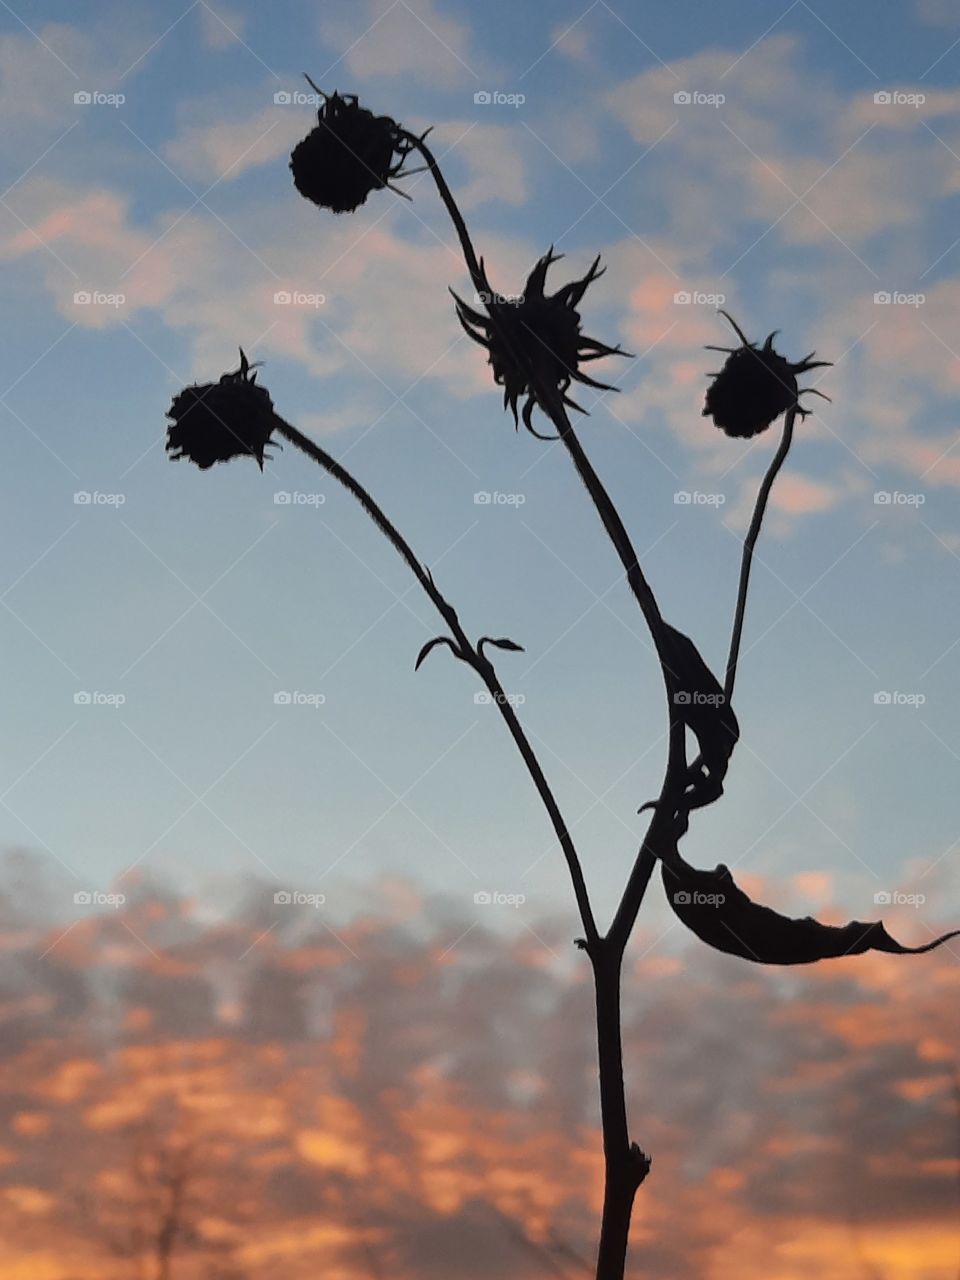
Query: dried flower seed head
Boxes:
[
  {"xmin": 166, "ymin": 349, "xmax": 277, "ymax": 470},
  {"xmin": 451, "ymin": 250, "xmax": 629, "ymax": 438},
  {"xmin": 290, "ymin": 82, "xmax": 415, "ymax": 214},
  {"xmin": 703, "ymin": 311, "xmax": 831, "ymax": 439}
]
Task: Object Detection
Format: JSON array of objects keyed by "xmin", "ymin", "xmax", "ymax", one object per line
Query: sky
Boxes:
[
  {"xmin": 1, "ymin": 0, "xmax": 959, "ymax": 932},
  {"xmin": 0, "ymin": 0, "xmax": 958, "ymax": 1273}
]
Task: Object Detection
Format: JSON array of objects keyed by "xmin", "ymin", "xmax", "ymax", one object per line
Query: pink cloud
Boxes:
[{"xmin": 770, "ymin": 472, "xmax": 841, "ymax": 516}]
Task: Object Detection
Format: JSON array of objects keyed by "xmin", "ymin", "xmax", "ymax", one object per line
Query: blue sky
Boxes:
[{"xmin": 0, "ymin": 0, "xmax": 959, "ymax": 950}]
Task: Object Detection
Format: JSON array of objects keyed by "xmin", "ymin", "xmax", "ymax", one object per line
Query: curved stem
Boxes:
[
  {"xmin": 550, "ymin": 402, "xmax": 666, "ymax": 642},
  {"xmin": 664, "ymin": 408, "xmax": 798, "ymax": 829},
  {"xmin": 271, "ymin": 415, "xmax": 599, "ymax": 946},
  {"xmin": 724, "ymin": 407, "xmax": 796, "ymax": 702},
  {"xmin": 407, "ymin": 131, "xmax": 681, "ymax": 793},
  {"xmin": 410, "ymin": 132, "xmax": 687, "ymax": 943},
  {"xmin": 402, "ymin": 131, "xmax": 487, "ymax": 296},
  {"xmin": 540, "ymin": 392, "xmax": 686, "ymax": 955},
  {"xmin": 407, "ymin": 130, "xmax": 668, "ymax": 658}
]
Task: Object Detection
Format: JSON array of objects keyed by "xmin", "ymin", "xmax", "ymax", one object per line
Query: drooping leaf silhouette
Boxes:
[
  {"xmin": 477, "ymin": 636, "xmax": 525, "ymax": 659},
  {"xmin": 414, "ymin": 635, "xmax": 460, "ymax": 670},
  {"xmin": 658, "ymin": 623, "xmax": 740, "ymax": 814},
  {"xmin": 662, "ymin": 856, "xmax": 960, "ymax": 965}
]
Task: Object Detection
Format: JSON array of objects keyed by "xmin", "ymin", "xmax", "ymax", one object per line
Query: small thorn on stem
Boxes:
[
  {"xmin": 303, "ymin": 73, "xmax": 327, "ymax": 99},
  {"xmin": 630, "ymin": 1143, "xmax": 652, "ymax": 1185}
]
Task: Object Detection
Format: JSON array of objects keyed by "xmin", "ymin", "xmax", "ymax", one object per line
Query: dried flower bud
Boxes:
[
  {"xmin": 452, "ymin": 250, "xmax": 628, "ymax": 438},
  {"xmin": 166, "ymin": 349, "xmax": 277, "ymax": 470},
  {"xmin": 290, "ymin": 87, "xmax": 412, "ymax": 214},
  {"xmin": 703, "ymin": 312, "xmax": 830, "ymax": 439}
]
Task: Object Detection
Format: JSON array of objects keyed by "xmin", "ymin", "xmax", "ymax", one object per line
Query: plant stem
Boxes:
[
  {"xmin": 406, "ymin": 140, "xmax": 680, "ymax": 1280},
  {"xmin": 408, "ymin": 134, "xmax": 687, "ymax": 887},
  {"xmin": 400, "ymin": 135, "xmax": 802, "ymax": 1275},
  {"xmin": 401, "ymin": 131, "xmax": 487, "ymax": 297},
  {"xmin": 271, "ymin": 414, "xmax": 599, "ymax": 946},
  {"xmin": 592, "ymin": 945, "xmax": 650, "ymax": 1280},
  {"xmin": 724, "ymin": 407, "xmax": 796, "ymax": 701},
  {"xmin": 539, "ymin": 392, "xmax": 686, "ymax": 949},
  {"xmin": 661, "ymin": 407, "xmax": 798, "ymax": 831}
]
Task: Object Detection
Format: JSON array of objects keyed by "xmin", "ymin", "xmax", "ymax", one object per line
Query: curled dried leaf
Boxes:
[{"xmin": 662, "ymin": 857, "xmax": 959, "ymax": 965}]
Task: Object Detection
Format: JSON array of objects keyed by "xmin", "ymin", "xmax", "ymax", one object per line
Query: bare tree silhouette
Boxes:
[{"xmin": 75, "ymin": 1107, "xmax": 247, "ymax": 1280}]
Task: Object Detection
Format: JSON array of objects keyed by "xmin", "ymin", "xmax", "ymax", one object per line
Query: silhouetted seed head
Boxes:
[
  {"xmin": 290, "ymin": 87, "xmax": 410, "ymax": 214},
  {"xmin": 166, "ymin": 349, "xmax": 277, "ymax": 470},
  {"xmin": 703, "ymin": 311, "xmax": 831, "ymax": 439},
  {"xmin": 451, "ymin": 250, "xmax": 629, "ymax": 438}
]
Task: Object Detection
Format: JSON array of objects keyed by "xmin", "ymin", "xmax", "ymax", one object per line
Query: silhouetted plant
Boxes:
[
  {"xmin": 452, "ymin": 249, "xmax": 627, "ymax": 437},
  {"xmin": 165, "ymin": 350, "xmax": 277, "ymax": 469},
  {"xmin": 703, "ymin": 310, "xmax": 830, "ymax": 438},
  {"xmin": 166, "ymin": 79, "xmax": 959, "ymax": 1280},
  {"xmin": 289, "ymin": 78, "xmax": 423, "ymax": 213}
]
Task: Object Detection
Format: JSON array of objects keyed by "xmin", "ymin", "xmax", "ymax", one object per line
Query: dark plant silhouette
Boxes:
[
  {"xmin": 289, "ymin": 78, "xmax": 423, "ymax": 212},
  {"xmin": 662, "ymin": 857, "xmax": 959, "ymax": 964},
  {"xmin": 165, "ymin": 79, "xmax": 958, "ymax": 1280},
  {"xmin": 165, "ymin": 350, "xmax": 276, "ymax": 470},
  {"xmin": 452, "ymin": 249, "xmax": 627, "ymax": 437},
  {"xmin": 703, "ymin": 310, "xmax": 830, "ymax": 438}
]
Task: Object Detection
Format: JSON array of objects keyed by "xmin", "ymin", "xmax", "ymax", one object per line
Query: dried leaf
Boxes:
[
  {"xmin": 661, "ymin": 624, "xmax": 737, "ymax": 750},
  {"xmin": 414, "ymin": 636, "xmax": 456, "ymax": 671},
  {"xmin": 662, "ymin": 857, "xmax": 959, "ymax": 965},
  {"xmin": 479, "ymin": 636, "xmax": 525, "ymax": 654}
]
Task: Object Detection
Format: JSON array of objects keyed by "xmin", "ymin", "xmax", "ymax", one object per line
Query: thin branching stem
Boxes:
[
  {"xmin": 271, "ymin": 415, "xmax": 599, "ymax": 946},
  {"xmin": 667, "ymin": 406, "xmax": 798, "ymax": 832},
  {"xmin": 409, "ymin": 125, "xmax": 685, "ymax": 938},
  {"xmin": 401, "ymin": 138, "xmax": 697, "ymax": 1280},
  {"xmin": 725, "ymin": 407, "xmax": 796, "ymax": 701},
  {"xmin": 536, "ymin": 390, "xmax": 687, "ymax": 955}
]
